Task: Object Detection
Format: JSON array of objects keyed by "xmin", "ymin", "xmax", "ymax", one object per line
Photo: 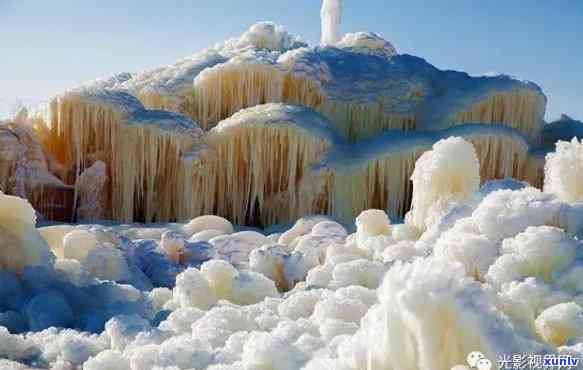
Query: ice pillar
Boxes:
[{"xmin": 321, "ymin": 0, "xmax": 343, "ymax": 45}]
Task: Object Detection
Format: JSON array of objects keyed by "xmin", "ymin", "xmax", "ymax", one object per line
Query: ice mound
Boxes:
[
  {"xmin": 17, "ymin": 20, "xmax": 553, "ymax": 228},
  {"xmin": 545, "ymin": 138, "xmax": 583, "ymax": 202},
  {"xmin": 406, "ymin": 137, "xmax": 480, "ymax": 231},
  {"xmin": 71, "ymin": 22, "xmax": 305, "ymax": 115},
  {"xmin": 36, "ymin": 89, "xmax": 203, "ymax": 222},
  {"xmin": 0, "ymin": 192, "xmax": 54, "ymax": 272},
  {"xmin": 229, "ymin": 21, "xmax": 306, "ymax": 53},
  {"xmin": 535, "ymin": 302, "xmax": 583, "ymax": 346},
  {"xmin": 337, "ymin": 32, "xmax": 397, "ymax": 58},
  {"xmin": 5, "ymin": 177, "xmax": 583, "ymax": 369}
]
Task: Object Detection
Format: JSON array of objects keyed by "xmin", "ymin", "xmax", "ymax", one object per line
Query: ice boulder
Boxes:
[
  {"xmin": 38, "ymin": 225, "xmax": 75, "ymax": 259},
  {"xmin": 0, "ymin": 191, "xmax": 54, "ymax": 272},
  {"xmin": 160, "ymin": 231, "xmax": 186, "ymax": 263},
  {"xmin": 230, "ymin": 271, "xmax": 280, "ymax": 305},
  {"xmin": 174, "ymin": 268, "xmax": 217, "ymax": 310},
  {"xmin": 406, "ymin": 137, "xmax": 480, "ymax": 231},
  {"xmin": 183, "ymin": 215, "xmax": 234, "ymax": 238},
  {"xmin": 62, "ymin": 230, "xmax": 99, "ymax": 264},
  {"xmin": 83, "ymin": 350, "xmax": 130, "ymax": 370},
  {"xmin": 535, "ymin": 302, "xmax": 583, "ymax": 346},
  {"xmin": 544, "ymin": 138, "xmax": 583, "ymax": 202},
  {"xmin": 84, "ymin": 244, "xmax": 131, "ymax": 282},
  {"xmin": 355, "ymin": 209, "xmax": 391, "ymax": 247},
  {"xmin": 25, "ymin": 290, "xmax": 74, "ymax": 331}
]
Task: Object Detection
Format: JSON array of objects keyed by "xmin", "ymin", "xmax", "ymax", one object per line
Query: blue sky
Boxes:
[{"xmin": 1, "ymin": 0, "xmax": 581, "ymax": 120}]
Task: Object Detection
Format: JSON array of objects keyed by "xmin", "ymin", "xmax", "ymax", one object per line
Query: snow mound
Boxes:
[
  {"xmin": 337, "ymin": 32, "xmax": 397, "ymax": 58},
  {"xmin": 4, "ymin": 183, "xmax": 583, "ymax": 369},
  {"xmin": 0, "ymin": 192, "xmax": 54, "ymax": 272},
  {"xmin": 545, "ymin": 138, "xmax": 583, "ymax": 202},
  {"xmin": 406, "ymin": 137, "xmax": 480, "ymax": 231},
  {"xmin": 231, "ymin": 22, "xmax": 306, "ymax": 52}
]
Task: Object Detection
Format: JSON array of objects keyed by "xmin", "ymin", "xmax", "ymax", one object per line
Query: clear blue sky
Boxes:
[{"xmin": 1, "ymin": 0, "xmax": 581, "ymax": 120}]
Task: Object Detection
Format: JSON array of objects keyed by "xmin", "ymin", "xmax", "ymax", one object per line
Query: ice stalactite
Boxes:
[
  {"xmin": 188, "ymin": 60, "xmax": 413, "ymax": 141},
  {"xmin": 524, "ymin": 152, "xmax": 545, "ymax": 189},
  {"xmin": 449, "ymin": 90, "xmax": 546, "ymax": 142},
  {"xmin": 36, "ymin": 90, "xmax": 202, "ymax": 222},
  {"xmin": 321, "ymin": 0, "xmax": 343, "ymax": 45},
  {"xmin": 322, "ymin": 103, "xmax": 416, "ymax": 141},
  {"xmin": 138, "ymin": 91, "xmax": 175, "ymax": 112},
  {"xmin": 179, "ymin": 104, "xmax": 335, "ymax": 226},
  {"xmin": 331, "ymin": 148, "xmax": 424, "ymax": 223},
  {"xmin": 188, "ymin": 61, "xmax": 324, "ymax": 130},
  {"xmin": 326, "ymin": 128, "xmax": 532, "ymax": 225}
]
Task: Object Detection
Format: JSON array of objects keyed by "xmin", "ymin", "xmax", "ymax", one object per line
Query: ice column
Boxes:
[{"xmin": 321, "ymin": 0, "xmax": 343, "ymax": 45}]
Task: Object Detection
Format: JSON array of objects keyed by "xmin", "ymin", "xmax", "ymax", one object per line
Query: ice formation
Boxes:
[
  {"xmin": 2, "ymin": 147, "xmax": 583, "ymax": 369},
  {"xmin": 2, "ymin": 9, "xmax": 583, "ymax": 370},
  {"xmin": 0, "ymin": 191, "xmax": 53, "ymax": 272},
  {"xmin": 337, "ymin": 32, "xmax": 397, "ymax": 58},
  {"xmin": 321, "ymin": 0, "xmax": 343, "ymax": 45},
  {"xmin": 405, "ymin": 137, "xmax": 480, "ymax": 231},
  {"xmin": 544, "ymin": 138, "xmax": 583, "ymax": 202},
  {"xmin": 2, "ymin": 20, "xmax": 551, "ymax": 227}
]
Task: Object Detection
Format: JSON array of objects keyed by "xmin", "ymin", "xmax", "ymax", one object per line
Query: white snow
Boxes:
[
  {"xmin": 337, "ymin": 32, "xmax": 397, "ymax": 58},
  {"xmin": 545, "ymin": 138, "xmax": 583, "ymax": 202}
]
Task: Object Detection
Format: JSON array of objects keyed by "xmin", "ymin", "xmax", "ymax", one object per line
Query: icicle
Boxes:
[
  {"xmin": 327, "ymin": 130, "xmax": 531, "ymax": 225},
  {"xmin": 187, "ymin": 62, "xmax": 412, "ymax": 141},
  {"xmin": 35, "ymin": 91, "xmax": 201, "ymax": 223},
  {"xmin": 189, "ymin": 63, "xmax": 289, "ymax": 130},
  {"xmin": 524, "ymin": 153, "xmax": 545, "ymax": 189},
  {"xmin": 449, "ymin": 90, "xmax": 546, "ymax": 142},
  {"xmin": 178, "ymin": 104, "xmax": 334, "ymax": 226}
]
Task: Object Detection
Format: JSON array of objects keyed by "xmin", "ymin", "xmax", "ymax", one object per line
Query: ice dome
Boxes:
[{"xmin": 337, "ymin": 32, "xmax": 398, "ymax": 58}]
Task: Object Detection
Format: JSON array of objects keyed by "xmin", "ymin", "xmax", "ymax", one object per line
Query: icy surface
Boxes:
[{"xmin": 2, "ymin": 136, "xmax": 583, "ymax": 369}]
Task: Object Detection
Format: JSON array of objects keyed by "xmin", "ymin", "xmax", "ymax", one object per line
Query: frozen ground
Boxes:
[{"xmin": 2, "ymin": 137, "xmax": 583, "ymax": 370}]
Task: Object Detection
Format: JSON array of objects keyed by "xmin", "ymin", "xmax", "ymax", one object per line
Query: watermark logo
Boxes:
[
  {"xmin": 497, "ymin": 353, "xmax": 580, "ymax": 369},
  {"xmin": 467, "ymin": 351, "xmax": 493, "ymax": 370}
]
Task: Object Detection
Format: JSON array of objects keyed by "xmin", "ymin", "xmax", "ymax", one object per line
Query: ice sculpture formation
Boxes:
[
  {"xmin": 2, "ymin": 7, "xmax": 583, "ymax": 369},
  {"xmin": 0, "ymin": 21, "xmax": 559, "ymax": 226}
]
